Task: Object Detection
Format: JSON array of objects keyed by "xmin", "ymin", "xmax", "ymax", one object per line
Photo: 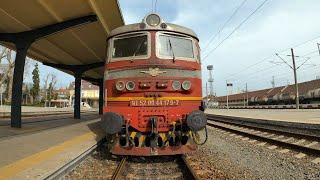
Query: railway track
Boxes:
[
  {"xmin": 111, "ymin": 155, "xmax": 199, "ymax": 180},
  {"xmin": 46, "ymin": 139, "xmax": 199, "ymax": 180},
  {"xmin": 206, "ymin": 114, "xmax": 320, "ymax": 156}
]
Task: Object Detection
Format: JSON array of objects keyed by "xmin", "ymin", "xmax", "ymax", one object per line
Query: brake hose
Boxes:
[{"xmin": 191, "ymin": 126, "xmax": 208, "ymax": 146}]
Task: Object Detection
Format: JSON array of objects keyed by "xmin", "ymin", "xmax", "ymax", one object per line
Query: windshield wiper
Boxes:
[
  {"xmin": 168, "ymin": 37, "xmax": 176, "ymax": 62},
  {"xmin": 130, "ymin": 39, "xmax": 145, "ymax": 62}
]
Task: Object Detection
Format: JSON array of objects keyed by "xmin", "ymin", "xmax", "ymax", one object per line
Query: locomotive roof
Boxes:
[{"xmin": 108, "ymin": 23, "xmax": 199, "ymax": 40}]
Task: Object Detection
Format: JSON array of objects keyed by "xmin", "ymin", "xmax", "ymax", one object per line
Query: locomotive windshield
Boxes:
[
  {"xmin": 112, "ymin": 34, "xmax": 148, "ymax": 58},
  {"xmin": 158, "ymin": 34, "xmax": 194, "ymax": 59}
]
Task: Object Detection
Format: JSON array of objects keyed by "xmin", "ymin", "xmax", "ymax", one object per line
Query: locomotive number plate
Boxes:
[{"xmin": 130, "ymin": 99, "xmax": 179, "ymax": 107}]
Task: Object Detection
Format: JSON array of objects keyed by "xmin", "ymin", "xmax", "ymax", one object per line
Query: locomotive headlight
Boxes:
[
  {"xmin": 182, "ymin": 80, "xmax": 192, "ymax": 91},
  {"xmin": 172, "ymin": 81, "xmax": 181, "ymax": 91},
  {"xmin": 126, "ymin": 81, "xmax": 135, "ymax": 91},
  {"xmin": 146, "ymin": 14, "xmax": 161, "ymax": 26},
  {"xmin": 115, "ymin": 81, "xmax": 125, "ymax": 91}
]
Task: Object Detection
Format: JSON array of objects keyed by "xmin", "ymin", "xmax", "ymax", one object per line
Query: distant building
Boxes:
[
  {"xmin": 49, "ymin": 88, "xmax": 71, "ymax": 108},
  {"xmin": 216, "ymin": 79, "xmax": 320, "ymax": 107},
  {"xmin": 69, "ymin": 80, "xmax": 99, "ymax": 108}
]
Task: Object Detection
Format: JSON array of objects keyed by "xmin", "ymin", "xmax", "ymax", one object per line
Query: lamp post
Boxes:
[{"xmin": 226, "ymin": 81, "xmax": 233, "ymax": 109}]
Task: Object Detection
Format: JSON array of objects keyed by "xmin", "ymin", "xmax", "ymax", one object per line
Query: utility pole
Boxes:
[
  {"xmin": 226, "ymin": 81, "xmax": 232, "ymax": 109},
  {"xmin": 271, "ymin": 76, "xmax": 275, "ymax": 88},
  {"xmin": 246, "ymin": 83, "xmax": 248, "ymax": 106},
  {"xmin": 226, "ymin": 80, "xmax": 229, "ymax": 110},
  {"xmin": 317, "ymin": 43, "xmax": 320, "ymax": 56},
  {"xmin": 275, "ymin": 49, "xmax": 307, "ymax": 110},
  {"xmin": 205, "ymin": 82, "xmax": 208, "ymax": 106},
  {"xmin": 291, "ymin": 48, "xmax": 299, "ymax": 109},
  {"xmin": 207, "ymin": 65, "xmax": 214, "ymax": 96}
]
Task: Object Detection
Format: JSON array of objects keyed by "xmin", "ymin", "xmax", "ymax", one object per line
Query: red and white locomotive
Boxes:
[{"xmin": 101, "ymin": 13, "xmax": 207, "ymax": 156}]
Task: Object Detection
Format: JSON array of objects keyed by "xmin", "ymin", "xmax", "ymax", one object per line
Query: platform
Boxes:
[
  {"xmin": 205, "ymin": 109, "xmax": 320, "ymax": 125},
  {"xmin": 0, "ymin": 117, "xmax": 104, "ymax": 179},
  {"xmin": 0, "ymin": 112, "xmax": 100, "ymax": 139},
  {"xmin": 0, "ymin": 106, "xmax": 98, "ymax": 118}
]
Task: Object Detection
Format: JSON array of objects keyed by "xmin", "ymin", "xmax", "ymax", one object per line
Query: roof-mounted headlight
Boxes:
[{"xmin": 146, "ymin": 14, "xmax": 161, "ymax": 27}]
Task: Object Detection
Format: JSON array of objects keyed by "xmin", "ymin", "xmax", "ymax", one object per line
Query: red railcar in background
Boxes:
[{"xmin": 101, "ymin": 14, "xmax": 207, "ymax": 156}]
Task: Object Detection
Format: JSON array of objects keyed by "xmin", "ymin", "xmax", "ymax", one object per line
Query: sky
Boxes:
[{"xmin": 26, "ymin": 0, "xmax": 320, "ymax": 95}]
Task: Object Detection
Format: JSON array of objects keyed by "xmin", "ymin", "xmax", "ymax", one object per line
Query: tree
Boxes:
[
  {"xmin": 30, "ymin": 63, "xmax": 40, "ymax": 102},
  {"xmin": 0, "ymin": 47, "xmax": 31, "ymax": 103},
  {"xmin": 46, "ymin": 74, "xmax": 57, "ymax": 107}
]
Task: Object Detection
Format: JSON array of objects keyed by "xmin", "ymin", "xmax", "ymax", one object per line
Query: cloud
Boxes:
[{"xmin": 118, "ymin": 0, "xmax": 320, "ymax": 96}]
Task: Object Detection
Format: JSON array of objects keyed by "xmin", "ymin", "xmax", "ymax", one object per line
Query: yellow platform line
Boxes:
[
  {"xmin": 0, "ymin": 132, "xmax": 96, "ymax": 179},
  {"xmin": 107, "ymin": 96, "xmax": 202, "ymax": 101}
]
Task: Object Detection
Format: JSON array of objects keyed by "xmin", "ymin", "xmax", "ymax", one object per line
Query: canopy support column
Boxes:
[
  {"xmin": 0, "ymin": 15, "xmax": 98, "ymax": 128},
  {"xmin": 74, "ymin": 72, "xmax": 82, "ymax": 119},
  {"xmin": 43, "ymin": 62, "xmax": 104, "ymax": 118},
  {"xmin": 99, "ymin": 80, "xmax": 104, "ymax": 115},
  {"xmin": 11, "ymin": 42, "xmax": 32, "ymax": 128}
]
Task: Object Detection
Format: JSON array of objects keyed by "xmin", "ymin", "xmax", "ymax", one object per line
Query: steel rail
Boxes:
[
  {"xmin": 180, "ymin": 155, "xmax": 199, "ymax": 180},
  {"xmin": 207, "ymin": 114, "xmax": 320, "ymax": 139},
  {"xmin": 111, "ymin": 156, "xmax": 128, "ymax": 180},
  {"xmin": 207, "ymin": 116, "xmax": 320, "ymax": 155}
]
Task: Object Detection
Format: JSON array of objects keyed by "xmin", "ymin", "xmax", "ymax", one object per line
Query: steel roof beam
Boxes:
[
  {"xmin": 0, "ymin": 15, "xmax": 97, "ymax": 44},
  {"xmin": 43, "ymin": 61, "xmax": 104, "ymax": 74},
  {"xmin": 0, "ymin": 15, "xmax": 98, "ymax": 128}
]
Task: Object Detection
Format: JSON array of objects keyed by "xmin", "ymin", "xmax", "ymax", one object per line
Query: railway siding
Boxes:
[{"xmin": 207, "ymin": 113, "xmax": 320, "ymax": 162}]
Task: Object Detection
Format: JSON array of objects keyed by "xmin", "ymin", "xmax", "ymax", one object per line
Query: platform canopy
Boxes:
[{"xmin": 0, "ymin": 0, "xmax": 124, "ymax": 79}]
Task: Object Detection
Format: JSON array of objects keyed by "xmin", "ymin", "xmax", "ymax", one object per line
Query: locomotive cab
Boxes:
[{"xmin": 101, "ymin": 14, "xmax": 207, "ymax": 156}]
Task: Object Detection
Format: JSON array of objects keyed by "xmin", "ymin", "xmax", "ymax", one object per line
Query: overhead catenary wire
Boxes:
[
  {"xmin": 220, "ymin": 64, "xmax": 320, "ymax": 95},
  {"xmin": 202, "ymin": 0, "xmax": 269, "ymax": 62},
  {"xmin": 151, "ymin": 0, "xmax": 154, "ymax": 12},
  {"xmin": 202, "ymin": 0, "xmax": 248, "ymax": 52},
  {"xmin": 228, "ymin": 52, "xmax": 320, "ymax": 84},
  {"xmin": 154, "ymin": 0, "xmax": 158, "ymax": 12},
  {"xmin": 214, "ymin": 53, "xmax": 320, "ymax": 95},
  {"xmin": 222, "ymin": 41, "xmax": 320, "ymax": 80}
]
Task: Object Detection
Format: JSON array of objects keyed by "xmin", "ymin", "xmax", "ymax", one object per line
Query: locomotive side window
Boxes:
[
  {"xmin": 112, "ymin": 34, "xmax": 148, "ymax": 59},
  {"xmin": 157, "ymin": 33, "xmax": 195, "ymax": 60}
]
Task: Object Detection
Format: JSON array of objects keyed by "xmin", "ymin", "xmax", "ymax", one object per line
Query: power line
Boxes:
[
  {"xmin": 202, "ymin": 0, "xmax": 269, "ymax": 61},
  {"xmin": 151, "ymin": 0, "xmax": 154, "ymax": 12},
  {"xmin": 220, "ymin": 43, "xmax": 320, "ymax": 80},
  {"xmin": 203, "ymin": 0, "xmax": 248, "ymax": 52},
  {"xmin": 214, "ymin": 52, "xmax": 320, "ymax": 86},
  {"xmin": 232, "ymin": 61, "xmax": 319, "ymax": 86},
  {"xmin": 223, "ymin": 55, "xmax": 273, "ymax": 79},
  {"xmin": 289, "ymin": 35, "xmax": 320, "ymax": 50},
  {"xmin": 154, "ymin": 0, "xmax": 158, "ymax": 12}
]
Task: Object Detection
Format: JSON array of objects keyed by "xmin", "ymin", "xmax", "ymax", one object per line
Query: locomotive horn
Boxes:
[
  {"xmin": 101, "ymin": 112, "xmax": 124, "ymax": 134},
  {"xmin": 187, "ymin": 110, "xmax": 207, "ymax": 131}
]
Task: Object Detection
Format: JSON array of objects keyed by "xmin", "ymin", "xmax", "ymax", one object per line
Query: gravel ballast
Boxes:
[
  {"xmin": 186, "ymin": 126, "xmax": 320, "ymax": 179},
  {"xmin": 65, "ymin": 126, "xmax": 320, "ymax": 179}
]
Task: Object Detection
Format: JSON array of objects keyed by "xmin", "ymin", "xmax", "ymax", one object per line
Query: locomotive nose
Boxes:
[
  {"xmin": 187, "ymin": 110, "xmax": 207, "ymax": 131},
  {"xmin": 101, "ymin": 112, "xmax": 124, "ymax": 134}
]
